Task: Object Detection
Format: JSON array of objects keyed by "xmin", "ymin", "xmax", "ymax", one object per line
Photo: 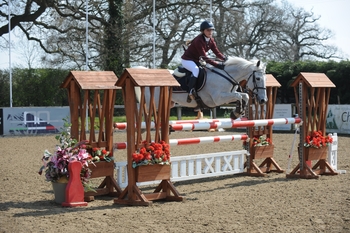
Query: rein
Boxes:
[
  {"xmin": 246, "ymin": 71, "xmax": 266, "ymax": 98},
  {"xmin": 203, "ymin": 57, "xmax": 266, "ymax": 96},
  {"xmin": 210, "ymin": 68, "xmax": 240, "ymax": 90},
  {"xmin": 201, "ymin": 56, "xmax": 240, "ymax": 89}
]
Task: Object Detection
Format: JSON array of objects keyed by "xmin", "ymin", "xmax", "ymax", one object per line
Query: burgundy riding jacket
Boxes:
[{"xmin": 181, "ymin": 34, "xmax": 225, "ymax": 67}]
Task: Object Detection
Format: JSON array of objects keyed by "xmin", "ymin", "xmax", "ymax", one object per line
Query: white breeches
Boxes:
[{"xmin": 181, "ymin": 59, "xmax": 199, "ymax": 78}]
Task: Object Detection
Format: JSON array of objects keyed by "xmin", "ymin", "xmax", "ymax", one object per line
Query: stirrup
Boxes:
[
  {"xmin": 187, "ymin": 94, "xmax": 193, "ymax": 103},
  {"xmin": 190, "ymin": 88, "xmax": 196, "ymax": 94},
  {"xmin": 189, "ymin": 88, "xmax": 196, "ymax": 98}
]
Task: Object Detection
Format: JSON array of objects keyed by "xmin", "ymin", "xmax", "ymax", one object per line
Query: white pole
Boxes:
[
  {"xmin": 152, "ymin": 0, "xmax": 155, "ymax": 68},
  {"xmin": 8, "ymin": 0, "xmax": 13, "ymax": 107},
  {"xmin": 85, "ymin": 0, "xmax": 89, "ymax": 131},
  {"xmin": 286, "ymin": 123, "xmax": 300, "ymax": 174},
  {"xmin": 210, "ymin": 0, "xmax": 212, "ymax": 22},
  {"xmin": 85, "ymin": 0, "xmax": 89, "ymax": 70}
]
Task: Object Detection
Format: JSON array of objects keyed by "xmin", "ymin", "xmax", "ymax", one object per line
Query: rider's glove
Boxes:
[
  {"xmin": 199, "ymin": 58, "xmax": 206, "ymax": 66},
  {"xmin": 216, "ymin": 62, "xmax": 225, "ymax": 70}
]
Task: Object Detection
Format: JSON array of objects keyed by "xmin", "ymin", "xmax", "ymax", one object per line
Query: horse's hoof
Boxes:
[{"xmin": 230, "ymin": 111, "xmax": 239, "ymax": 120}]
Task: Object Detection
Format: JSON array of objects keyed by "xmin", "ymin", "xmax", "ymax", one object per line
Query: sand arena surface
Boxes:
[{"xmin": 0, "ymin": 130, "xmax": 349, "ymax": 233}]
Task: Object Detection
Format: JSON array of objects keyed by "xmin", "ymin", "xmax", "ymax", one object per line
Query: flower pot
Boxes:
[
  {"xmin": 52, "ymin": 182, "xmax": 67, "ymax": 204},
  {"xmin": 304, "ymin": 146, "xmax": 328, "ymax": 161},
  {"xmin": 135, "ymin": 164, "xmax": 171, "ymax": 182},
  {"xmin": 253, "ymin": 145, "xmax": 274, "ymax": 159},
  {"xmin": 88, "ymin": 161, "xmax": 114, "ymax": 178}
]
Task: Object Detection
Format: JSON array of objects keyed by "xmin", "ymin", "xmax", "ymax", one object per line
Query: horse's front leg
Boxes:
[
  {"xmin": 240, "ymin": 93, "xmax": 249, "ymax": 113},
  {"xmin": 211, "ymin": 90, "xmax": 249, "ymax": 120},
  {"xmin": 230, "ymin": 93, "xmax": 249, "ymax": 120}
]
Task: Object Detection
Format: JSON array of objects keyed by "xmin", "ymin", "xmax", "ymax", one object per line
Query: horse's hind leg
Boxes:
[{"xmin": 210, "ymin": 91, "xmax": 249, "ymax": 120}]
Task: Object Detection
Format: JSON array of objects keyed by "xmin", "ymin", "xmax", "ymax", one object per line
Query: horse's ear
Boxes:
[{"xmin": 256, "ymin": 60, "xmax": 260, "ymax": 67}]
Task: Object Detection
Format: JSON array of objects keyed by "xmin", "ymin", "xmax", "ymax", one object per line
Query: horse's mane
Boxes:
[{"xmin": 225, "ymin": 57, "xmax": 263, "ymax": 69}]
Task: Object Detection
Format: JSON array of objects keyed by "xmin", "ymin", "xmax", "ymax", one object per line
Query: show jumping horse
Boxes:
[
  {"xmin": 137, "ymin": 56, "xmax": 268, "ymax": 120},
  {"xmin": 170, "ymin": 56, "xmax": 268, "ymax": 119}
]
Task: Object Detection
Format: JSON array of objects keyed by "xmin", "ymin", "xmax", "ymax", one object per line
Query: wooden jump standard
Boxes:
[
  {"xmin": 287, "ymin": 73, "xmax": 338, "ymax": 179},
  {"xmin": 113, "ymin": 68, "xmax": 184, "ymax": 206},
  {"xmin": 61, "ymin": 71, "xmax": 122, "ymax": 202},
  {"xmin": 244, "ymin": 74, "xmax": 284, "ymax": 176}
]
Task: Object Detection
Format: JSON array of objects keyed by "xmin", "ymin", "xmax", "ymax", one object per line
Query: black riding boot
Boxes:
[{"xmin": 187, "ymin": 75, "xmax": 197, "ymax": 103}]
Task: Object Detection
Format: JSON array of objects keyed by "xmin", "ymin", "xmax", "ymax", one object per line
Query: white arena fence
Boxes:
[{"xmin": 115, "ymin": 150, "xmax": 247, "ymax": 188}]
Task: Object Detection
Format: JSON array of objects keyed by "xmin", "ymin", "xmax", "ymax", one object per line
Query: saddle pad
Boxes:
[{"xmin": 173, "ymin": 70, "xmax": 206, "ymax": 93}]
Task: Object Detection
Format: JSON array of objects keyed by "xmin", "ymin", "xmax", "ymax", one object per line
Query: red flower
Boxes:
[
  {"xmin": 304, "ymin": 130, "xmax": 332, "ymax": 148},
  {"xmin": 132, "ymin": 141, "xmax": 171, "ymax": 167}
]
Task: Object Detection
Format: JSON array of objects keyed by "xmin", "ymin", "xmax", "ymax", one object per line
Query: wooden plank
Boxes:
[{"xmin": 89, "ymin": 162, "xmax": 114, "ymax": 178}]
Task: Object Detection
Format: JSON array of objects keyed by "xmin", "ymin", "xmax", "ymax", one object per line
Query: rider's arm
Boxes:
[{"xmin": 209, "ymin": 38, "xmax": 225, "ymax": 61}]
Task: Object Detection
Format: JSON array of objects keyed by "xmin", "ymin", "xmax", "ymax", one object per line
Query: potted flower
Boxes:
[
  {"xmin": 251, "ymin": 135, "xmax": 274, "ymax": 159},
  {"xmin": 38, "ymin": 119, "xmax": 113, "ymax": 203},
  {"xmin": 132, "ymin": 140, "xmax": 171, "ymax": 182},
  {"xmin": 252, "ymin": 135, "xmax": 271, "ymax": 147},
  {"xmin": 304, "ymin": 130, "xmax": 333, "ymax": 148},
  {"xmin": 38, "ymin": 119, "xmax": 92, "ymax": 203},
  {"xmin": 87, "ymin": 146, "xmax": 113, "ymax": 162},
  {"xmin": 303, "ymin": 130, "xmax": 333, "ymax": 160}
]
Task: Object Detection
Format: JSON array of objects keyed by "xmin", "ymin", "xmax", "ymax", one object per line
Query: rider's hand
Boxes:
[
  {"xmin": 216, "ymin": 63, "xmax": 225, "ymax": 70},
  {"xmin": 199, "ymin": 58, "xmax": 206, "ymax": 66}
]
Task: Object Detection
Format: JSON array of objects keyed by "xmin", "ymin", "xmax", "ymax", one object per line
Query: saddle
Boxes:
[
  {"xmin": 172, "ymin": 66, "xmax": 206, "ymax": 93},
  {"xmin": 172, "ymin": 66, "xmax": 211, "ymax": 110}
]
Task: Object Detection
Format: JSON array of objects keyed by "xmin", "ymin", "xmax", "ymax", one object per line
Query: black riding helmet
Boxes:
[{"xmin": 200, "ymin": 21, "xmax": 215, "ymax": 31}]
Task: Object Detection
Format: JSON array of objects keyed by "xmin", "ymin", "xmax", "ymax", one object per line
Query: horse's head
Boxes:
[
  {"xmin": 224, "ymin": 57, "xmax": 268, "ymax": 105},
  {"xmin": 245, "ymin": 60, "xmax": 268, "ymax": 105}
]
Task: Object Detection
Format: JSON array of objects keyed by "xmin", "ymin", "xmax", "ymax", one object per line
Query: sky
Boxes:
[{"xmin": 0, "ymin": 0, "xmax": 349, "ymax": 69}]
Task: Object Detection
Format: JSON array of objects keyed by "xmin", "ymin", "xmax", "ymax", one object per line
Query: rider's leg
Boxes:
[
  {"xmin": 187, "ymin": 75, "xmax": 197, "ymax": 100},
  {"xmin": 181, "ymin": 59, "xmax": 199, "ymax": 101}
]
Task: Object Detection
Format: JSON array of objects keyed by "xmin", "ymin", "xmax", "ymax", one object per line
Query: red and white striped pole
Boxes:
[
  {"xmin": 114, "ymin": 134, "xmax": 249, "ymax": 149},
  {"xmin": 114, "ymin": 118, "xmax": 242, "ymax": 130},
  {"xmin": 114, "ymin": 117, "xmax": 300, "ymax": 130},
  {"xmin": 170, "ymin": 117, "xmax": 302, "ymax": 131}
]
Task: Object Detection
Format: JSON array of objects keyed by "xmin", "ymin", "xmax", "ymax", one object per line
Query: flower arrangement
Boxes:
[
  {"xmin": 38, "ymin": 118, "xmax": 113, "ymax": 190},
  {"xmin": 87, "ymin": 147, "xmax": 113, "ymax": 162},
  {"xmin": 132, "ymin": 140, "xmax": 171, "ymax": 168},
  {"xmin": 252, "ymin": 135, "xmax": 271, "ymax": 147},
  {"xmin": 38, "ymin": 120, "xmax": 91, "ymax": 186},
  {"xmin": 304, "ymin": 130, "xmax": 333, "ymax": 148}
]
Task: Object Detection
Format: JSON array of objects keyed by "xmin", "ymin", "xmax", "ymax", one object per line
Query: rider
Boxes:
[{"xmin": 181, "ymin": 20, "xmax": 226, "ymax": 102}]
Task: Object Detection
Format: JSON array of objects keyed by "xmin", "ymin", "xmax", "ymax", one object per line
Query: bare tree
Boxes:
[
  {"xmin": 0, "ymin": 0, "xmax": 341, "ymax": 72},
  {"xmin": 214, "ymin": 1, "xmax": 280, "ymax": 59},
  {"xmin": 275, "ymin": 1, "xmax": 338, "ymax": 61}
]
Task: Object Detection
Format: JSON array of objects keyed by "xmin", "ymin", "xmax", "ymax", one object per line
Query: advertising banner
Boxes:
[
  {"xmin": 272, "ymin": 104, "xmax": 293, "ymax": 131},
  {"xmin": 326, "ymin": 105, "xmax": 350, "ymax": 134},
  {"xmin": 0, "ymin": 107, "xmax": 69, "ymax": 136}
]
